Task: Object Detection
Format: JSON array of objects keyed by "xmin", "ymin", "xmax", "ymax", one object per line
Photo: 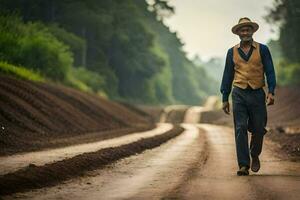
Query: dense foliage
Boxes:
[
  {"xmin": 266, "ymin": 0, "xmax": 300, "ymax": 85},
  {"xmin": 0, "ymin": 0, "xmax": 218, "ymax": 105},
  {"xmin": 0, "ymin": 14, "xmax": 72, "ymax": 81}
]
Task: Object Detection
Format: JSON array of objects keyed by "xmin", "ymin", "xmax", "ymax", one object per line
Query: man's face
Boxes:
[{"xmin": 237, "ymin": 26, "xmax": 254, "ymax": 42}]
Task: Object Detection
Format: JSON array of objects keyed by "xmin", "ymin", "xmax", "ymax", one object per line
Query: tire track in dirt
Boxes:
[
  {"xmin": 169, "ymin": 124, "xmax": 300, "ymax": 200},
  {"xmin": 162, "ymin": 127, "xmax": 209, "ymax": 199}
]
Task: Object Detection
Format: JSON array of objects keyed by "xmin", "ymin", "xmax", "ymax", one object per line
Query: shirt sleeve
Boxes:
[
  {"xmin": 220, "ymin": 48, "xmax": 235, "ymax": 102},
  {"xmin": 260, "ymin": 44, "xmax": 277, "ymax": 95}
]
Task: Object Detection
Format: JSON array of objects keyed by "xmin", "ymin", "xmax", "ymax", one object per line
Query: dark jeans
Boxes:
[{"xmin": 232, "ymin": 85, "xmax": 268, "ymax": 169}]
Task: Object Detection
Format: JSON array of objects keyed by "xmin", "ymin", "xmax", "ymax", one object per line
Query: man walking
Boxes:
[{"xmin": 220, "ymin": 17, "xmax": 276, "ymax": 176}]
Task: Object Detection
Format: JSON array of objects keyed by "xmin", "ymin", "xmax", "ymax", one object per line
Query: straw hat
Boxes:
[{"xmin": 232, "ymin": 17, "xmax": 259, "ymax": 34}]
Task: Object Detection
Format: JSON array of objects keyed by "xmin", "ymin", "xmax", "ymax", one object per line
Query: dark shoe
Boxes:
[
  {"xmin": 251, "ymin": 156, "xmax": 260, "ymax": 172},
  {"xmin": 237, "ymin": 166, "xmax": 249, "ymax": 176}
]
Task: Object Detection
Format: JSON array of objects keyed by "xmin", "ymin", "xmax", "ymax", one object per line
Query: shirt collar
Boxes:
[{"xmin": 238, "ymin": 40, "xmax": 257, "ymax": 49}]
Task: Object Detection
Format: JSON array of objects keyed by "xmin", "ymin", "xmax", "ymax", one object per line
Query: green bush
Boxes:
[
  {"xmin": 69, "ymin": 67, "xmax": 106, "ymax": 93},
  {"xmin": 276, "ymin": 60, "xmax": 300, "ymax": 86},
  {"xmin": 48, "ymin": 24, "xmax": 86, "ymax": 67},
  {"xmin": 64, "ymin": 73, "xmax": 92, "ymax": 93},
  {"xmin": 0, "ymin": 14, "xmax": 73, "ymax": 81}
]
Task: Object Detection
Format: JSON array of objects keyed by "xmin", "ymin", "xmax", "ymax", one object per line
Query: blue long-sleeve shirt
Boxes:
[{"xmin": 220, "ymin": 42, "xmax": 277, "ymax": 102}]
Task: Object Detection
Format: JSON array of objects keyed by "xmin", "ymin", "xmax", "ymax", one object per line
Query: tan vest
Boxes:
[{"xmin": 233, "ymin": 41, "xmax": 265, "ymax": 89}]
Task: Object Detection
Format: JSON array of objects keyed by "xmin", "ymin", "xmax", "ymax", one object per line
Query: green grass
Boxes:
[
  {"xmin": 63, "ymin": 72, "xmax": 92, "ymax": 93},
  {"xmin": 0, "ymin": 61, "xmax": 45, "ymax": 82},
  {"xmin": 0, "ymin": 61, "xmax": 109, "ymax": 98}
]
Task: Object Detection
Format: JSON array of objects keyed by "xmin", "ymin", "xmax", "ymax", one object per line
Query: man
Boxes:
[{"xmin": 220, "ymin": 17, "xmax": 276, "ymax": 176}]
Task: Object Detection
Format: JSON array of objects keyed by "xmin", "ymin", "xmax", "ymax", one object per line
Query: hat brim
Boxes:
[{"xmin": 231, "ymin": 22, "xmax": 259, "ymax": 34}]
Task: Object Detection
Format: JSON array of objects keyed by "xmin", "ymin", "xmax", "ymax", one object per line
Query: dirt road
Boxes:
[
  {"xmin": 0, "ymin": 123, "xmax": 172, "ymax": 175},
  {"xmin": 4, "ymin": 127, "xmax": 300, "ymax": 199},
  {"xmin": 2, "ymin": 107, "xmax": 300, "ymax": 199}
]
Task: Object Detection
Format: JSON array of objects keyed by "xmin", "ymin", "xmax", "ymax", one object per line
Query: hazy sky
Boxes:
[{"xmin": 163, "ymin": 0, "xmax": 279, "ymax": 61}]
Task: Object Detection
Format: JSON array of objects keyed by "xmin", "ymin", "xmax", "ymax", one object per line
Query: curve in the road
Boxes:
[
  {"xmin": 3, "ymin": 124, "xmax": 206, "ymax": 199},
  {"xmin": 2, "ymin": 119, "xmax": 300, "ymax": 199}
]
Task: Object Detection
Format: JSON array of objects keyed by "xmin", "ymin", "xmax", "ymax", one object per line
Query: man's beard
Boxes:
[{"xmin": 240, "ymin": 36, "xmax": 253, "ymax": 42}]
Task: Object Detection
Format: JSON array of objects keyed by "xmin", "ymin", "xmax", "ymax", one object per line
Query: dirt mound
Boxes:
[
  {"xmin": 135, "ymin": 105, "xmax": 165, "ymax": 122},
  {"xmin": 165, "ymin": 108, "xmax": 189, "ymax": 124},
  {"xmin": 267, "ymin": 85, "xmax": 300, "ymax": 127},
  {"xmin": 117, "ymin": 102, "xmax": 156, "ymax": 123},
  {"xmin": 265, "ymin": 86, "xmax": 300, "ymax": 160},
  {"xmin": 0, "ymin": 76, "xmax": 154, "ymax": 155},
  {"xmin": 0, "ymin": 125, "xmax": 184, "ymax": 196}
]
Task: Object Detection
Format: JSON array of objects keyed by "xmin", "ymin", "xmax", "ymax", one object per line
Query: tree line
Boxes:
[
  {"xmin": 266, "ymin": 0, "xmax": 300, "ymax": 86},
  {"xmin": 0, "ymin": 0, "xmax": 218, "ymax": 105}
]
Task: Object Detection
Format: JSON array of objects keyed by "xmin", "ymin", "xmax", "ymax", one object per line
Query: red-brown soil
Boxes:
[{"xmin": 0, "ymin": 75, "xmax": 154, "ymax": 155}]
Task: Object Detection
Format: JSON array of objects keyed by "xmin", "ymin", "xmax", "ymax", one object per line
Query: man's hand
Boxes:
[
  {"xmin": 266, "ymin": 93, "xmax": 275, "ymax": 106},
  {"xmin": 222, "ymin": 101, "xmax": 230, "ymax": 115}
]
